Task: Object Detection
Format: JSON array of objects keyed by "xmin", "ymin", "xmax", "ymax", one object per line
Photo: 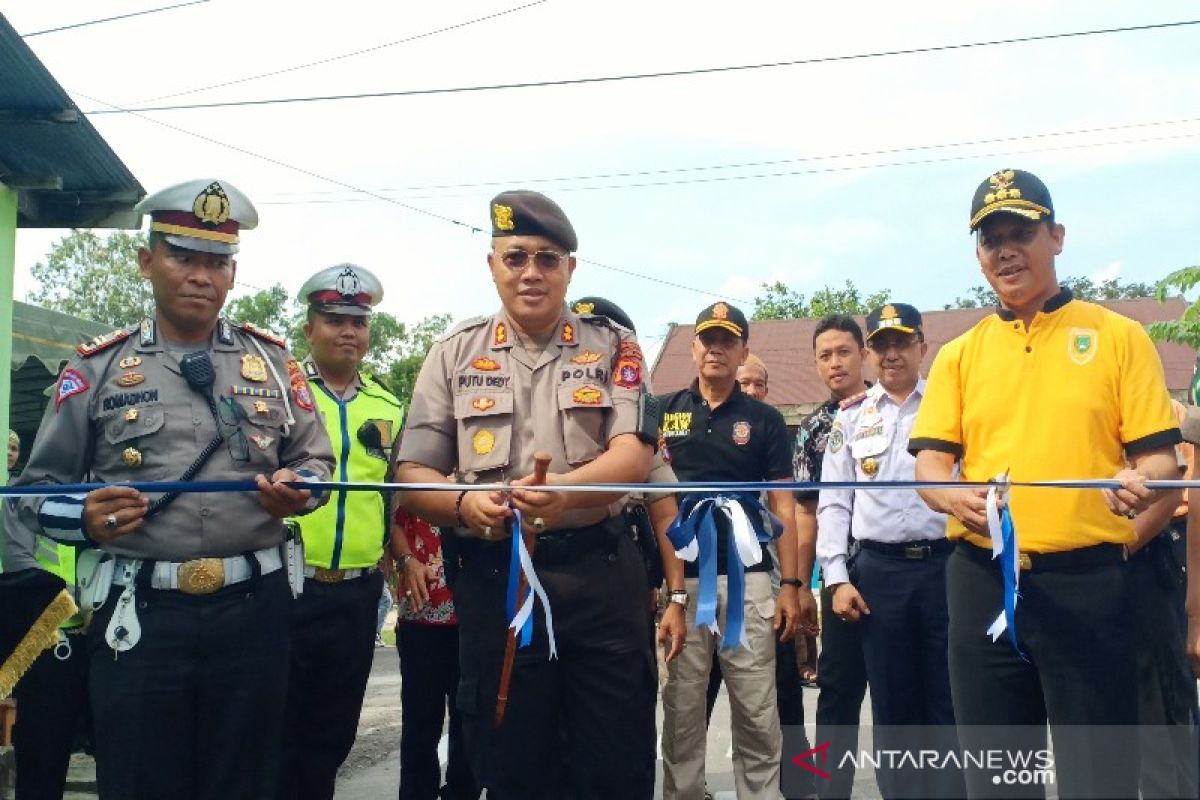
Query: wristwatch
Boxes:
[
  {"xmin": 780, "ymin": 578, "xmax": 804, "ymax": 589},
  {"xmin": 666, "ymin": 589, "xmax": 689, "ymax": 610}
]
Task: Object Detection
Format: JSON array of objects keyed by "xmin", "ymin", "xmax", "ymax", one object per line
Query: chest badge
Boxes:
[
  {"xmin": 122, "ymin": 447, "xmax": 143, "ymax": 467},
  {"xmin": 573, "ymin": 386, "xmax": 602, "ymax": 405},
  {"xmin": 861, "ymin": 457, "xmax": 880, "ymax": 477},
  {"xmin": 116, "ymin": 372, "xmax": 145, "ymax": 388},
  {"xmin": 253, "ymin": 400, "xmax": 270, "ymax": 415},
  {"xmin": 241, "ymin": 354, "xmax": 269, "ymax": 382},
  {"xmin": 119, "ymin": 356, "xmax": 142, "ymax": 369},
  {"xmin": 1067, "ymin": 328, "xmax": 1099, "ymax": 366},
  {"xmin": 125, "ymin": 409, "xmax": 139, "ymax": 422},
  {"xmin": 249, "ymin": 433, "xmax": 275, "ymax": 451},
  {"xmin": 472, "ymin": 396, "xmax": 496, "ymax": 412},
  {"xmin": 732, "ymin": 420, "xmax": 751, "ymax": 446},
  {"xmin": 571, "ymin": 351, "xmax": 602, "ymax": 365},
  {"xmin": 472, "ymin": 357, "xmax": 501, "ymax": 371},
  {"xmin": 472, "ymin": 429, "xmax": 495, "ymax": 455}
]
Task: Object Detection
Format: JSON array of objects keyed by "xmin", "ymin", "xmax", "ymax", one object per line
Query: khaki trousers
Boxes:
[{"xmin": 662, "ymin": 572, "xmax": 781, "ymax": 799}]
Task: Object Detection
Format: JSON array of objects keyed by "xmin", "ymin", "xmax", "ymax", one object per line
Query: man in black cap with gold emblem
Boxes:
[
  {"xmin": 395, "ymin": 190, "xmax": 659, "ymax": 798},
  {"xmin": 4, "ymin": 178, "xmax": 334, "ymax": 799},
  {"xmin": 277, "ymin": 264, "xmax": 404, "ymax": 799},
  {"xmin": 912, "ymin": 168, "xmax": 1182, "ymax": 797},
  {"xmin": 657, "ymin": 301, "xmax": 810, "ymax": 800}
]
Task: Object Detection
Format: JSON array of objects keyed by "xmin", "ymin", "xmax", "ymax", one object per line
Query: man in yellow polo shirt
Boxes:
[
  {"xmin": 278, "ymin": 264, "xmax": 404, "ymax": 800},
  {"xmin": 910, "ymin": 168, "xmax": 1181, "ymax": 798}
]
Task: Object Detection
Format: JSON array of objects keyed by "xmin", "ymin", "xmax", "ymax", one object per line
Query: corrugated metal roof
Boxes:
[
  {"xmin": 0, "ymin": 12, "xmax": 143, "ymax": 228},
  {"xmin": 651, "ymin": 297, "xmax": 1197, "ymax": 406}
]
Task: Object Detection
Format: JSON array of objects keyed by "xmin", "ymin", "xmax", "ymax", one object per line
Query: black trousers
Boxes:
[
  {"xmin": 452, "ymin": 522, "xmax": 656, "ymax": 800},
  {"xmin": 13, "ymin": 627, "xmax": 90, "ymax": 800},
  {"xmin": 815, "ymin": 579, "xmax": 868, "ymax": 800},
  {"xmin": 1129, "ymin": 533, "xmax": 1198, "ymax": 800},
  {"xmin": 948, "ymin": 542, "xmax": 1137, "ymax": 799},
  {"xmin": 89, "ymin": 568, "xmax": 291, "ymax": 800},
  {"xmin": 856, "ymin": 546, "xmax": 962, "ymax": 799},
  {"xmin": 278, "ymin": 569, "xmax": 382, "ymax": 800},
  {"xmin": 397, "ymin": 622, "xmax": 478, "ymax": 800}
]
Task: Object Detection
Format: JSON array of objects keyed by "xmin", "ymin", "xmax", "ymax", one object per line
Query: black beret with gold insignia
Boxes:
[
  {"xmin": 572, "ymin": 296, "xmax": 636, "ymax": 333},
  {"xmin": 490, "ymin": 190, "xmax": 578, "ymax": 252},
  {"xmin": 969, "ymin": 168, "xmax": 1055, "ymax": 232},
  {"xmin": 695, "ymin": 301, "xmax": 749, "ymax": 341}
]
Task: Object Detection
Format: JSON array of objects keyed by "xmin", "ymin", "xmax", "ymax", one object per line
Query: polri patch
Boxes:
[{"xmin": 55, "ymin": 369, "xmax": 89, "ymax": 410}]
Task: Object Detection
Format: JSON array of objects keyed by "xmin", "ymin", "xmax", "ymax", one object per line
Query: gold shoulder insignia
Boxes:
[
  {"xmin": 239, "ymin": 322, "xmax": 287, "ymax": 348},
  {"xmin": 77, "ymin": 328, "xmax": 133, "ymax": 357},
  {"xmin": 838, "ymin": 391, "xmax": 868, "ymax": 411}
]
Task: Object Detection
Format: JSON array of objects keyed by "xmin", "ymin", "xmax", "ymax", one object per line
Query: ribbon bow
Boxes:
[
  {"xmin": 985, "ymin": 471, "xmax": 1029, "ymax": 661},
  {"xmin": 667, "ymin": 492, "xmax": 782, "ymax": 650},
  {"xmin": 505, "ymin": 507, "xmax": 557, "ymax": 659}
]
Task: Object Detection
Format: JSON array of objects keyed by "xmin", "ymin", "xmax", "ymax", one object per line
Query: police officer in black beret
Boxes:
[{"xmin": 396, "ymin": 191, "xmax": 659, "ymax": 799}]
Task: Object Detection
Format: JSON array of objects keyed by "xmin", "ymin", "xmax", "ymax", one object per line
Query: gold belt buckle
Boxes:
[
  {"xmin": 177, "ymin": 558, "xmax": 225, "ymax": 594},
  {"xmin": 313, "ymin": 567, "xmax": 346, "ymax": 584},
  {"xmin": 1018, "ymin": 553, "xmax": 1033, "ymax": 571}
]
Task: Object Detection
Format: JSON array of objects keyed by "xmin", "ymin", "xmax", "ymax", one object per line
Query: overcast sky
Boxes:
[{"xmin": 7, "ymin": 0, "xmax": 1200, "ymax": 358}]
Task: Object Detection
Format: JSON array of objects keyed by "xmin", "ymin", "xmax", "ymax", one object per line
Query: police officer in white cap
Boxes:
[
  {"xmin": 4, "ymin": 178, "xmax": 335, "ymax": 799},
  {"xmin": 277, "ymin": 264, "xmax": 404, "ymax": 800}
]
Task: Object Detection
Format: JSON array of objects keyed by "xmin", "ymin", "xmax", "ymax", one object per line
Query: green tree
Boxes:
[
  {"xmin": 28, "ymin": 230, "xmax": 153, "ymax": 326},
  {"xmin": 1147, "ymin": 265, "xmax": 1200, "ymax": 348},
  {"xmin": 226, "ymin": 283, "xmax": 300, "ymax": 336},
  {"xmin": 751, "ymin": 280, "xmax": 891, "ymax": 320},
  {"xmin": 947, "ymin": 275, "xmax": 1155, "ymax": 309}
]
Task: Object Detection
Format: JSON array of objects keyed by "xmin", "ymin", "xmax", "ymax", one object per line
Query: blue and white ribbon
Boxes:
[
  {"xmin": 505, "ymin": 507, "xmax": 557, "ymax": 659},
  {"xmin": 985, "ymin": 481, "xmax": 1029, "ymax": 661},
  {"xmin": 666, "ymin": 492, "xmax": 782, "ymax": 651}
]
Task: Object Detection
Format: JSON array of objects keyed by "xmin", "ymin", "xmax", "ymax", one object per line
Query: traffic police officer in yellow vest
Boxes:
[
  {"xmin": 278, "ymin": 264, "xmax": 404, "ymax": 800},
  {"xmin": 4, "ymin": 178, "xmax": 335, "ymax": 800}
]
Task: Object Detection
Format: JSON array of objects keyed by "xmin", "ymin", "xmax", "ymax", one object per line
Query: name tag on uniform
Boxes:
[{"xmin": 851, "ymin": 416, "xmax": 890, "ymax": 459}]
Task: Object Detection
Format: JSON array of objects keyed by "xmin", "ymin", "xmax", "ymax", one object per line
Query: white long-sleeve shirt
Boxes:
[{"xmin": 816, "ymin": 380, "xmax": 946, "ymax": 585}]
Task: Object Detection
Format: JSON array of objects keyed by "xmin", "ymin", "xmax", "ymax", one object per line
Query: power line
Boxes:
[
  {"xmin": 87, "ymin": 18, "xmax": 1200, "ymax": 115},
  {"xmin": 22, "ymin": 1, "xmax": 209, "ymax": 38},
  {"xmin": 257, "ymin": 115, "xmax": 1200, "ymax": 203},
  {"xmin": 132, "ymin": 0, "xmax": 548, "ymax": 104},
  {"xmin": 72, "ymin": 92, "xmax": 738, "ymax": 301},
  {"xmin": 253, "ymin": 125, "xmax": 1200, "ymax": 203}
]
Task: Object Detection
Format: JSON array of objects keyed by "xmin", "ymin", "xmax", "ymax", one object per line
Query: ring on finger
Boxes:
[{"xmin": 105, "ymin": 513, "xmax": 118, "ymax": 530}]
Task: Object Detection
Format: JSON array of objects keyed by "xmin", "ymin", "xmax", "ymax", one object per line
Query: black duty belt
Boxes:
[
  {"xmin": 957, "ymin": 540, "xmax": 1127, "ymax": 572},
  {"xmin": 859, "ymin": 538, "xmax": 953, "ymax": 560},
  {"xmin": 456, "ymin": 516, "xmax": 624, "ymax": 568}
]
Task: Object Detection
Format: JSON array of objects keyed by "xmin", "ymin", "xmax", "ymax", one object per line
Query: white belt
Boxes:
[
  {"xmin": 113, "ymin": 545, "xmax": 283, "ymax": 595},
  {"xmin": 303, "ymin": 564, "xmax": 379, "ymax": 583}
]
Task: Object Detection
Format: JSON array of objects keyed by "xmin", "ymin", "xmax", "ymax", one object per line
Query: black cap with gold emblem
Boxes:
[
  {"xmin": 968, "ymin": 168, "xmax": 1054, "ymax": 232},
  {"xmin": 572, "ymin": 296, "xmax": 636, "ymax": 333},
  {"xmin": 865, "ymin": 303, "xmax": 923, "ymax": 341},
  {"xmin": 133, "ymin": 178, "xmax": 259, "ymax": 255},
  {"xmin": 490, "ymin": 190, "xmax": 578, "ymax": 252},
  {"xmin": 695, "ymin": 301, "xmax": 749, "ymax": 341}
]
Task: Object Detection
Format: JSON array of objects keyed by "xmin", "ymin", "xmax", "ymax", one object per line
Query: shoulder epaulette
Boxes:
[
  {"xmin": 77, "ymin": 327, "xmax": 133, "ymax": 357},
  {"xmin": 239, "ymin": 321, "xmax": 287, "ymax": 348},
  {"xmin": 838, "ymin": 391, "xmax": 868, "ymax": 411},
  {"xmin": 440, "ymin": 315, "xmax": 490, "ymax": 342}
]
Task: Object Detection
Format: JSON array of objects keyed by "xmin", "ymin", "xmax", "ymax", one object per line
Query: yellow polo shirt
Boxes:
[{"xmin": 909, "ymin": 291, "xmax": 1181, "ymax": 552}]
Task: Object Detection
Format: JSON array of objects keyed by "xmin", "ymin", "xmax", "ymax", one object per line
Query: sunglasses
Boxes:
[{"xmin": 497, "ymin": 249, "xmax": 568, "ymax": 272}]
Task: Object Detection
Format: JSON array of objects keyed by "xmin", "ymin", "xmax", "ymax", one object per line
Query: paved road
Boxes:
[{"xmin": 37, "ymin": 635, "xmax": 886, "ymax": 799}]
